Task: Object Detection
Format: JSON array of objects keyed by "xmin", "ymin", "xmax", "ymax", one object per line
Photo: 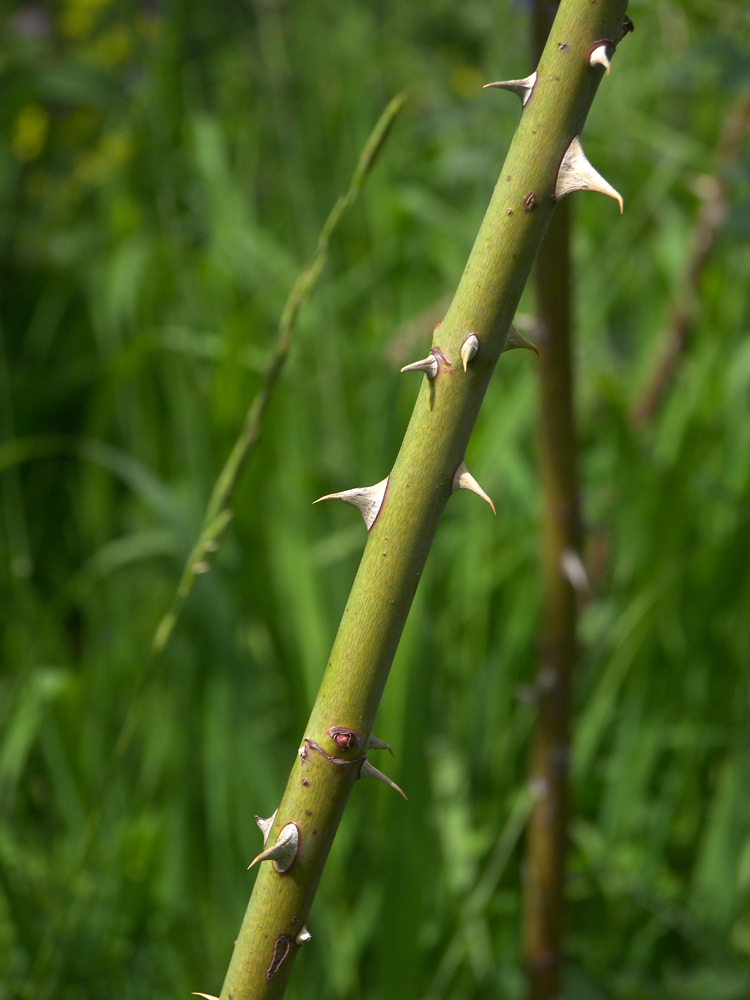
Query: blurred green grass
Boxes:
[{"xmin": 1, "ymin": 1, "xmax": 750, "ymax": 998}]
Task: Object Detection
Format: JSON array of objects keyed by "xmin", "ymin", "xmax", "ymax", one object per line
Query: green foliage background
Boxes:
[{"xmin": 1, "ymin": 1, "xmax": 749, "ymax": 998}]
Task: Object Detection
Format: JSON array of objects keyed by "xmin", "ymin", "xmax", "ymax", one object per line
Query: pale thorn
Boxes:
[
  {"xmin": 255, "ymin": 808, "xmax": 278, "ymax": 847},
  {"xmin": 460, "ymin": 334, "xmax": 480, "ymax": 372},
  {"xmin": 555, "ymin": 135, "xmax": 624, "ymax": 213},
  {"xmin": 503, "ymin": 326, "xmax": 539, "ymax": 356},
  {"xmin": 400, "ymin": 352, "xmax": 439, "ymax": 380},
  {"xmin": 296, "ymin": 925, "xmax": 312, "ymax": 946},
  {"xmin": 367, "ymin": 734, "xmax": 395, "ymax": 757},
  {"xmin": 313, "ymin": 477, "xmax": 389, "ymax": 531},
  {"xmin": 192, "ymin": 993, "xmax": 220, "ymax": 999},
  {"xmin": 529, "ymin": 775, "xmax": 549, "ymax": 800},
  {"xmin": 483, "ymin": 71, "xmax": 537, "ymax": 107},
  {"xmin": 248, "ymin": 822, "xmax": 299, "ymax": 873},
  {"xmin": 589, "ymin": 42, "xmax": 611, "ymax": 75},
  {"xmin": 360, "ymin": 759, "xmax": 408, "ymax": 800},
  {"xmin": 560, "ymin": 547, "xmax": 590, "ymax": 594},
  {"xmin": 452, "ymin": 460, "xmax": 496, "ymax": 515}
]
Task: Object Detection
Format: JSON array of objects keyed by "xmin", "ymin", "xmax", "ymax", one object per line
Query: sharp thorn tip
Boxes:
[
  {"xmin": 452, "ymin": 460, "xmax": 496, "ymax": 515},
  {"xmin": 589, "ymin": 43, "xmax": 612, "ymax": 75},
  {"xmin": 400, "ymin": 353, "xmax": 439, "ymax": 379},
  {"xmin": 360, "ymin": 759, "xmax": 407, "ymax": 799},
  {"xmin": 483, "ymin": 71, "xmax": 537, "ymax": 107},
  {"xmin": 255, "ymin": 809, "xmax": 278, "ymax": 846},
  {"xmin": 313, "ymin": 478, "xmax": 389, "ymax": 530},
  {"xmin": 504, "ymin": 326, "xmax": 539, "ymax": 356},
  {"xmin": 555, "ymin": 135, "xmax": 623, "ymax": 213},
  {"xmin": 248, "ymin": 822, "xmax": 299, "ymax": 873},
  {"xmin": 460, "ymin": 333, "xmax": 479, "ymax": 372},
  {"xmin": 367, "ymin": 734, "xmax": 395, "ymax": 756}
]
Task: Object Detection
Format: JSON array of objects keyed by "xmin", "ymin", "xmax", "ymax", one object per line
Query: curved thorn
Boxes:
[
  {"xmin": 560, "ymin": 547, "xmax": 590, "ymax": 593},
  {"xmin": 452, "ymin": 460, "xmax": 496, "ymax": 515},
  {"xmin": 360, "ymin": 759, "xmax": 407, "ymax": 800},
  {"xmin": 192, "ymin": 993, "xmax": 220, "ymax": 1000},
  {"xmin": 618, "ymin": 14, "xmax": 635, "ymax": 42},
  {"xmin": 367, "ymin": 734, "xmax": 395, "ymax": 756},
  {"xmin": 483, "ymin": 71, "xmax": 537, "ymax": 107},
  {"xmin": 589, "ymin": 42, "xmax": 611, "ymax": 75},
  {"xmin": 314, "ymin": 477, "xmax": 389, "ymax": 531},
  {"xmin": 504, "ymin": 326, "xmax": 539, "ymax": 356},
  {"xmin": 255, "ymin": 808, "xmax": 278, "ymax": 846},
  {"xmin": 555, "ymin": 135, "xmax": 624, "ymax": 213},
  {"xmin": 400, "ymin": 353, "xmax": 439, "ymax": 380},
  {"xmin": 295, "ymin": 925, "xmax": 312, "ymax": 946},
  {"xmin": 460, "ymin": 334, "xmax": 480, "ymax": 372},
  {"xmin": 248, "ymin": 822, "xmax": 299, "ymax": 873}
]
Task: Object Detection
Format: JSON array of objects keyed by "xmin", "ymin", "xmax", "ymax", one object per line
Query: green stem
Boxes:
[{"xmin": 219, "ymin": 2, "xmax": 629, "ymax": 997}]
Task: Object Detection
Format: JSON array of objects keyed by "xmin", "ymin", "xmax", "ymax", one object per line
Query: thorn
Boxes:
[
  {"xmin": 529, "ymin": 776, "xmax": 549, "ymax": 800},
  {"xmin": 255, "ymin": 809, "xmax": 278, "ymax": 846},
  {"xmin": 314, "ymin": 477, "xmax": 388, "ymax": 531},
  {"xmin": 503, "ymin": 326, "xmax": 539, "ymax": 356},
  {"xmin": 192, "ymin": 993, "xmax": 220, "ymax": 1000},
  {"xmin": 451, "ymin": 460, "xmax": 496, "ymax": 515},
  {"xmin": 400, "ymin": 351, "xmax": 439, "ymax": 380},
  {"xmin": 555, "ymin": 135, "xmax": 623, "ymax": 213},
  {"xmin": 460, "ymin": 334, "xmax": 479, "ymax": 372},
  {"xmin": 295, "ymin": 925, "xmax": 312, "ymax": 946},
  {"xmin": 560, "ymin": 547, "xmax": 590, "ymax": 593},
  {"xmin": 589, "ymin": 42, "xmax": 611, "ymax": 75},
  {"xmin": 483, "ymin": 71, "xmax": 537, "ymax": 107},
  {"xmin": 248, "ymin": 822, "xmax": 299, "ymax": 873},
  {"xmin": 367, "ymin": 734, "xmax": 395, "ymax": 756},
  {"xmin": 360, "ymin": 759, "xmax": 407, "ymax": 799}
]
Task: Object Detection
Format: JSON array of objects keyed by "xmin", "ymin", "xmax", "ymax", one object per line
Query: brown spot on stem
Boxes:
[
  {"xmin": 524, "ymin": 192, "xmax": 539, "ymax": 211},
  {"xmin": 266, "ymin": 935, "xmax": 292, "ymax": 982},
  {"xmin": 558, "ymin": 42, "xmax": 569, "ymax": 52}
]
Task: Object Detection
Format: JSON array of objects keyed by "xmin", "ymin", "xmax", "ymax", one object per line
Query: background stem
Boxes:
[{"xmin": 522, "ymin": 3, "xmax": 579, "ymax": 996}]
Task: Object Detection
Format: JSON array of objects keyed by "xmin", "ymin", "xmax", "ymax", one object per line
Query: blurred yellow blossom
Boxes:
[
  {"xmin": 12, "ymin": 104, "xmax": 50, "ymax": 163},
  {"xmin": 59, "ymin": 0, "xmax": 110, "ymax": 40},
  {"xmin": 90, "ymin": 23, "xmax": 132, "ymax": 66}
]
